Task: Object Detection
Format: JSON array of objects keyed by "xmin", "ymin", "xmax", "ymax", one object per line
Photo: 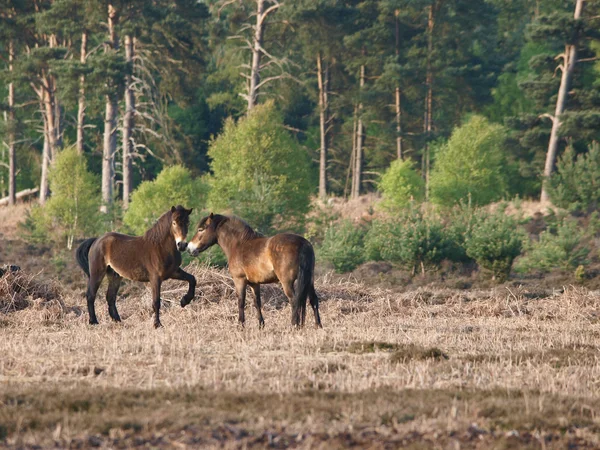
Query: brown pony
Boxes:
[
  {"xmin": 187, "ymin": 213, "xmax": 322, "ymax": 328},
  {"xmin": 75, "ymin": 205, "xmax": 196, "ymax": 328}
]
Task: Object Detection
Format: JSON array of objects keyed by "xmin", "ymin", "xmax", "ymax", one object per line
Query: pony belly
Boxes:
[{"xmin": 108, "ymin": 261, "xmax": 150, "ymax": 282}]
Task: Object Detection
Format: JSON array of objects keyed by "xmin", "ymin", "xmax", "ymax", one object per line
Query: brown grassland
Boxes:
[{"xmin": 1, "ymin": 260, "xmax": 600, "ymax": 449}]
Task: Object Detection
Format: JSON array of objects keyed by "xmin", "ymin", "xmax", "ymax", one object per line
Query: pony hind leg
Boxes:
[
  {"xmin": 249, "ymin": 283, "xmax": 265, "ymax": 329},
  {"xmin": 86, "ymin": 267, "xmax": 106, "ymax": 325},
  {"xmin": 281, "ymin": 280, "xmax": 301, "ymax": 327},
  {"xmin": 106, "ymin": 268, "xmax": 122, "ymax": 322},
  {"xmin": 309, "ymin": 284, "xmax": 323, "ymax": 329}
]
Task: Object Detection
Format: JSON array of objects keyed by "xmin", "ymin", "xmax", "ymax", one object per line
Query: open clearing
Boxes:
[{"xmin": 2, "ymin": 264, "xmax": 600, "ymax": 448}]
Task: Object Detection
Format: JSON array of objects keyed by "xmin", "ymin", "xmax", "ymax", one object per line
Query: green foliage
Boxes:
[
  {"xmin": 45, "ymin": 147, "xmax": 102, "ymax": 249},
  {"xmin": 465, "ymin": 210, "xmax": 523, "ymax": 281},
  {"xmin": 364, "ymin": 209, "xmax": 447, "ymax": 274},
  {"xmin": 430, "ymin": 115, "xmax": 510, "ymax": 206},
  {"xmin": 124, "ymin": 165, "xmax": 208, "ymax": 235},
  {"xmin": 19, "ymin": 205, "xmax": 50, "ymax": 245},
  {"xmin": 318, "ymin": 220, "xmax": 366, "ymax": 273},
  {"xmin": 378, "ymin": 159, "xmax": 425, "ymax": 210},
  {"xmin": 515, "ymin": 218, "xmax": 590, "ymax": 273},
  {"xmin": 547, "ymin": 143, "xmax": 600, "ymax": 212},
  {"xmin": 206, "ymin": 101, "xmax": 313, "ymax": 233}
]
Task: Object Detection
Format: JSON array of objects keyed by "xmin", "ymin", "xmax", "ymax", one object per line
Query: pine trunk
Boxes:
[
  {"xmin": 122, "ymin": 35, "xmax": 135, "ymax": 208},
  {"xmin": 317, "ymin": 52, "xmax": 328, "ymax": 200},
  {"xmin": 395, "ymin": 9, "xmax": 402, "ymax": 160},
  {"xmin": 424, "ymin": 4, "xmax": 434, "ymax": 199},
  {"xmin": 102, "ymin": 4, "xmax": 119, "ymax": 212},
  {"xmin": 540, "ymin": 0, "xmax": 584, "ymax": 202},
  {"xmin": 247, "ymin": 0, "xmax": 265, "ymax": 111},
  {"xmin": 39, "ymin": 103, "xmax": 50, "ymax": 205},
  {"xmin": 8, "ymin": 40, "xmax": 16, "ymax": 206},
  {"xmin": 352, "ymin": 64, "xmax": 365, "ymax": 199},
  {"xmin": 76, "ymin": 32, "xmax": 87, "ymax": 155}
]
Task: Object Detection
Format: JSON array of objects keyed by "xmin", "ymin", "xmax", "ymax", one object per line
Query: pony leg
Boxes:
[
  {"xmin": 281, "ymin": 280, "xmax": 300, "ymax": 327},
  {"xmin": 249, "ymin": 283, "xmax": 265, "ymax": 329},
  {"xmin": 170, "ymin": 267, "xmax": 196, "ymax": 307},
  {"xmin": 150, "ymin": 277, "xmax": 163, "ymax": 328},
  {"xmin": 233, "ymin": 277, "xmax": 248, "ymax": 326},
  {"xmin": 106, "ymin": 270, "xmax": 122, "ymax": 322},
  {"xmin": 86, "ymin": 268, "xmax": 105, "ymax": 325},
  {"xmin": 309, "ymin": 284, "xmax": 323, "ymax": 329}
]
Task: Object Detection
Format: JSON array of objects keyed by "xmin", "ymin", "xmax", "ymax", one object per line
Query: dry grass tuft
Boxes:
[{"xmin": 0, "ymin": 268, "xmax": 64, "ymax": 314}]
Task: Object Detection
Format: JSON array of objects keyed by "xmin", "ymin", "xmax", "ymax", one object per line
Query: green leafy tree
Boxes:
[
  {"xmin": 430, "ymin": 115, "xmax": 510, "ymax": 206},
  {"xmin": 44, "ymin": 146, "xmax": 101, "ymax": 249},
  {"xmin": 207, "ymin": 101, "xmax": 313, "ymax": 232},
  {"xmin": 124, "ymin": 165, "xmax": 207, "ymax": 235},
  {"xmin": 379, "ymin": 159, "xmax": 425, "ymax": 210}
]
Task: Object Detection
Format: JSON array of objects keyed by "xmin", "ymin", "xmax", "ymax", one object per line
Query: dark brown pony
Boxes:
[
  {"xmin": 75, "ymin": 205, "xmax": 196, "ymax": 328},
  {"xmin": 187, "ymin": 213, "xmax": 322, "ymax": 328}
]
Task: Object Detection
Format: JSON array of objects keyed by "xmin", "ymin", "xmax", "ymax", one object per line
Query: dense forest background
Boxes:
[{"xmin": 1, "ymin": 1, "xmax": 600, "ymax": 277}]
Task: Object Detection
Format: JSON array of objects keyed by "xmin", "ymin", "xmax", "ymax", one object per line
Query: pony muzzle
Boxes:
[{"xmin": 176, "ymin": 241, "xmax": 188, "ymax": 251}]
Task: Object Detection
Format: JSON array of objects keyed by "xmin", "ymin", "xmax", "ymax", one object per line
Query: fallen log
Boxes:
[{"xmin": 0, "ymin": 187, "xmax": 39, "ymax": 207}]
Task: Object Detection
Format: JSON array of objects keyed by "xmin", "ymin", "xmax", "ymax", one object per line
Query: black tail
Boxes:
[
  {"xmin": 294, "ymin": 241, "xmax": 315, "ymax": 326},
  {"xmin": 76, "ymin": 237, "xmax": 97, "ymax": 278}
]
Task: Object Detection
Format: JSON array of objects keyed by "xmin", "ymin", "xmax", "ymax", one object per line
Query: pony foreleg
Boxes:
[
  {"xmin": 233, "ymin": 278, "xmax": 248, "ymax": 326},
  {"xmin": 249, "ymin": 283, "xmax": 265, "ymax": 329},
  {"xmin": 281, "ymin": 281, "xmax": 300, "ymax": 327},
  {"xmin": 171, "ymin": 268, "xmax": 196, "ymax": 307},
  {"xmin": 150, "ymin": 277, "xmax": 163, "ymax": 328}
]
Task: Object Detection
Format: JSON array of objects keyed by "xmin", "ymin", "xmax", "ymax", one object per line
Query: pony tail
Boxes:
[
  {"xmin": 294, "ymin": 241, "xmax": 315, "ymax": 326},
  {"xmin": 75, "ymin": 238, "xmax": 97, "ymax": 278}
]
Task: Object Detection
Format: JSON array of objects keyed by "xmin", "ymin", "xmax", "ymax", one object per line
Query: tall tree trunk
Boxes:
[
  {"xmin": 317, "ymin": 52, "xmax": 329, "ymax": 200},
  {"xmin": 395, "ymin": 9, "xmax": 402, "ymax": 160},
  {"xmin": 39, "ymin": 99, "xmax": 50, "ymax": 205},
  {"xmin": 122, "ymin": 35, "xmax": 135, "ymax": 208},
  {"xmin": 540, "ymin": 0, "xmax": 584, "ymax": 202},
  {"xmin": 76, "ymin": 31, "xmax": 87, "ymax": 155},
  {"xmin": 248, "ymin": 0, "xmax": 265, "ymax": 111},
  {"xmin": 352, "ymin": 63, "xmax": 365, "ymax": 199},
  {"xmin": 44, "ymin": 35, "xmax": 59, "ymax": 161},
  {"xmin": 423, "ymin": 4, "xmax": 434, "ymax": 199},
  {"xmin": 346, "ymin": 104, "xmax": 358, "ymax": 199},
  {"xmin": 246, "ymin": 0, "xmax": 280, "ymax": 111},
  {"xmin": 8, "ymin": 39, "xmax": 16, "ymax": 206},
  {"xmin": 102, "ymin": 4, "xmax": 119, "ymax": 213}
]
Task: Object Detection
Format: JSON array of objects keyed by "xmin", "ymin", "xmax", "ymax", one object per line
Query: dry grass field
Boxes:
[{"xmin": 2, "ymin": 262, "xmax": 600, "ymax": 448}]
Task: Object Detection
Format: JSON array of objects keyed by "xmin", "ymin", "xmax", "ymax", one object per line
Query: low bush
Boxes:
[
  {"xmin": 379, "ymin": 159, "xmax": 425, "ymax": 210},
  {"xmin": 318, "ymin": 220, "xmax": 366, "ymax": 273},
  {"xmin": 364, "ymin": 208, "xmax": 447, "ymax": 275},
  {"xmin": 515, "ymin": 218, "xmax": 590, "ymax": 273},
  {"xmin": 465, "ymin": 210, "xmax": 524, "ymax": 281}
]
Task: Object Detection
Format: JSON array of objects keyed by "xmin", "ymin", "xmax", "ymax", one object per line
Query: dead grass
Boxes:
[{"xmin": 2, "ymin": 263, "xmax": 600, "ymax": 447}]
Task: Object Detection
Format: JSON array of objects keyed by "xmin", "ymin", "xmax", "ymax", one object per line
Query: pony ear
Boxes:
[
  {"xmin": 171, "ymin": 206, "xmax": 176, "ymax": 213},
  {"xmin": 186, "ymin": 208, "xmax": 193, "ymax": 215},
  {"xmin": 209, "ymin": 212, "xmax": 214, "ymax": 218}
]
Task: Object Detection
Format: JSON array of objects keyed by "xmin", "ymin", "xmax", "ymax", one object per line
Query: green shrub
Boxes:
[
  {"xmin": 318, "ymin": 220, "xmax": 366, "ymax": 273},
  {"xmin": 515, "ymin": 218, "xmax": 589, "ymax": 273},
  {"xmin": 44, "ymin": 147, "xmax": 102, "ymax": 249},
  {"xmin": 124, "ymin": 165, "xmax": 208, "ymax": 235},
  {"xmin": 429, "ymin": 115, "xmax": 510, "ymax": 206},
  {"xmin": 547, "ymin": 142, "xmax": 600, "ymax": 212},
  {"xmin": 379, "ymin": 159, "xmax": 425, "ymax": 210},
  {"xmin": 465, "ymin": 210, "xmax": 523, "ymax": 281},
  {"xmin": 364, "ymin": 208, "xmax": 447, "ymax": 274},
  {"xmin": 206, "ymin": 101, "xmax": 313, "ymax": 233}
]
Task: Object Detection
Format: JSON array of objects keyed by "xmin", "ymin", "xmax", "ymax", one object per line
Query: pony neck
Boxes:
[
  {"xmin": 215, "ymin": 215, "xmax": 256, "ymax": 259},
  {"xmin": 144, "ymin": 211, "xmax": 175, "ymax": 245}
]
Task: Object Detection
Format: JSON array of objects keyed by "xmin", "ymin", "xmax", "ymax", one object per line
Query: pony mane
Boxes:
[
  {"xmin": 144, "ymin": 210, "xmax": 173, "ymax": 244},
  {"xmin": 218, "ymin": 215, "xmax": 263, "ymax": 241}
]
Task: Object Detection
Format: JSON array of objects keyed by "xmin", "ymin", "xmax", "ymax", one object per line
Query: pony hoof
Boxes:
[
  {"xmin": 154, "ymin": 322, "xmax": 163, "ymax": 329},
  {"xmin": 180, "ymin": 297, "xmax": 190, "ymax": 307},
  {"xmin": 89, "ymin": 319, "xmax": 99, "ymax": 325}
]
